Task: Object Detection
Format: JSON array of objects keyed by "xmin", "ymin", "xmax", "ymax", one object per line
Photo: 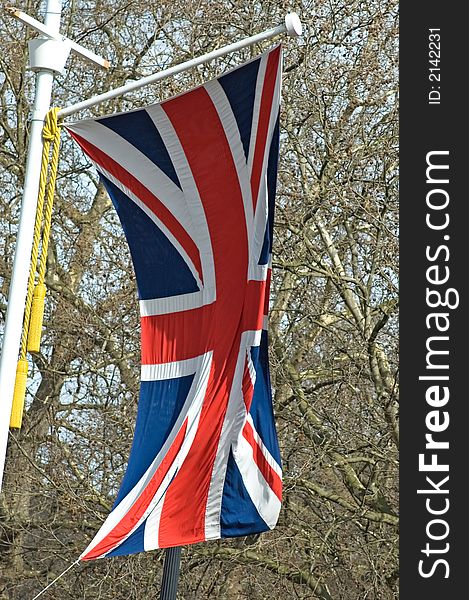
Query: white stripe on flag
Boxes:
[
  {"xmin": 246, "ymin": 413, "xmax": 282, "ymax": 478},
  {"xmin": 204, "ymin": 79, "xmax": 255, "ymax": 263},
  {"xmin": 250, "ymin": 55, "xmax": 282, "ymax": 268},
  {"xmin": 80, "ymin": 351, "xmax": 213, "ymax": 558},
  {"xmin": 141, "ymin": 356, "xmax": 202, "ymax": 381},
  {"xmin": 247, "ymin": 53, "xmax": 268, "ymax": 177},
  {"xmin": 139, "ymin": 288, "xmax": 215, "ymax": 317},
  {"xmin": 66, "ymin": 120, "xmax": 196, "ymax": 241},
  {"xmin": 146, "ymin": 104, "xmax": 217, "ymax": 302},
  {"xmin": 232, "ymin": 428, "xmax": 281, "ymax": 529},
  {"xmin": 204, "ymin": 337, "xmax": 249, "ymax": 540},
  {"xmin": 204, "ymin": 329, "xmax": 263, "ymax": 539},
  {"xmin": 93, "ymin": 164, "xmax": 203, "ymax": 290}
]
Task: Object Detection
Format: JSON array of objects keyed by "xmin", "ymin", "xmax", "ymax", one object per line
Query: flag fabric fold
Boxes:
[{"xmin": 66, "ymin": 45, "xmax": 283, "ymax": 559}]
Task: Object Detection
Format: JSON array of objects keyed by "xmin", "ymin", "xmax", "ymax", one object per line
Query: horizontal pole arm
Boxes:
[
  {"xmin": 58, "ymin": 13, "xmax": 302, "ymax": 120},
  {"xmin": 5, "ymin": 6, "xmax": 110, "ymax": 69}
]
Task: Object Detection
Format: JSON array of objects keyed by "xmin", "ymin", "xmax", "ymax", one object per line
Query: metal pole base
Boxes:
[{"xmin": 160, "ymin": 547, "xmax": 181, "ymax": 600}]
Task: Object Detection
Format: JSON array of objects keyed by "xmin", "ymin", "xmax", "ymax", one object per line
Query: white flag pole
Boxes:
[
  {"xmin": 0, "ymin": 0, "xmax": 66, "ymax": 490},
  {"xmin": 58, "ymin": 12, "xmax": 302, "ymax": 120},
  {"xmin": 0, "ymin": 0, "xmax": 108, "ymax": 491}
]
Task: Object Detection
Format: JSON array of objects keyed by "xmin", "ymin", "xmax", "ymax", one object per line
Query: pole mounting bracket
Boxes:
[{"xmin": 5, "ymin": 6, "xmax": 110, "ymax": 71}]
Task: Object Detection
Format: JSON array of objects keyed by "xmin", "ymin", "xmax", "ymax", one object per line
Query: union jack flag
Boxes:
[{"xmin": 66, "ymin": 45, "xmax": 283, "ymax": 558}]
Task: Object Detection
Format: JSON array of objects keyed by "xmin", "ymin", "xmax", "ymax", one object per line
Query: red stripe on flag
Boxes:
[
  {"xmin": 242, "ymin": 420, "xmax": 282, "ymax": 502},
  {"xmin": 250, "ymin": 46, "xmax": 281, "ymax": 211},
  {"xmin": 67, "ymin": 131, "xmax": 203, "ymax": 284},
  {"xmin": 156, "ymin": 85, "xmax": 249, "ymax": 547},
  {"xmin": 242, "ymin": 279, "xmax": 267, "ymax": 332},
  {"xmin": 141, "ymin": 304, "xmax": 213, "ymax": 364},
  {"xmin": 264, "ymin": 267, "xmax": 272, "ymax": 318},
  {"xmin": 81, "ymin": 419, "xmax": 188, "ymax": 560},
  {"xmin": 242, "ymin": 358, "xmax": 255, "ymax": 413}
]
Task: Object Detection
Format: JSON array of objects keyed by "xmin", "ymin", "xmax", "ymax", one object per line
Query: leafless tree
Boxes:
[{"xmin": 0, "ymin": 1, "xmax": 398, "ymax": 598}]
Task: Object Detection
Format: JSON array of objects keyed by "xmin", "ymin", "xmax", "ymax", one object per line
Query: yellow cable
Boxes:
[
  {"xmin": 11, "ymin": 108, "xmax": 62, "ymax": 428},
  {"xmin": 10, "ymin": 358, "xmax": 28, "ymax": 429},
  {"xmin": 28, "ymin": 108, "xmax": 62, "ymax": 353}
]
